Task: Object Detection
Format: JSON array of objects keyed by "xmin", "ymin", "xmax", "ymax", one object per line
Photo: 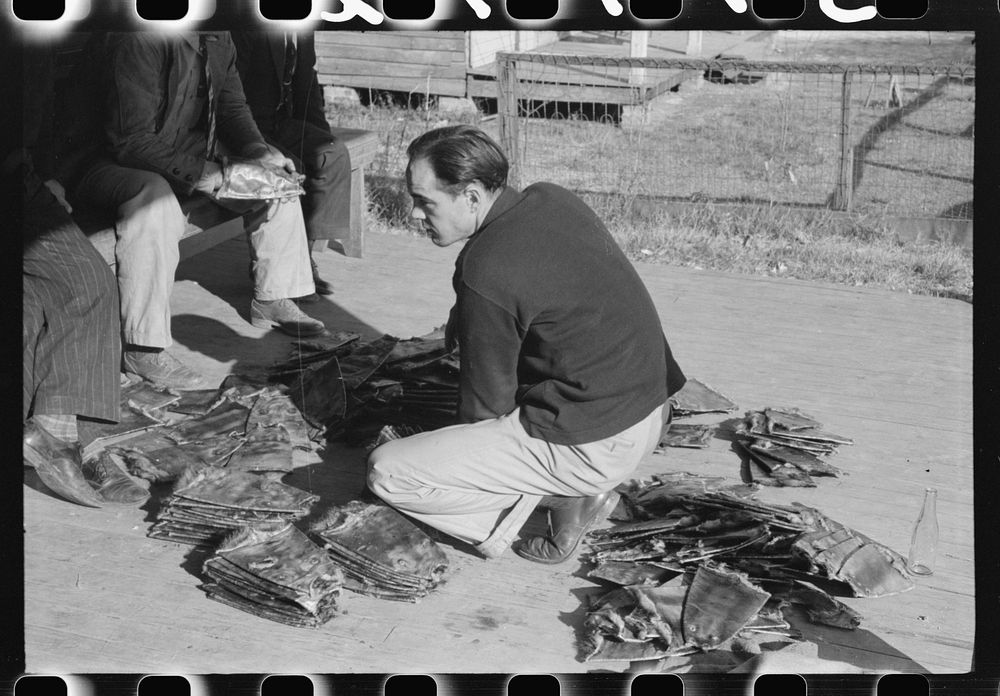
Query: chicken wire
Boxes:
[{"xmin": 496, "ymin": 53, "xmax": 974, "ymax": 222}]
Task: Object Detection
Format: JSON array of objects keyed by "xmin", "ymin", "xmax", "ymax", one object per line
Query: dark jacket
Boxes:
[
  {"xmin": 97, "ymin": 31, "xmax": 265, "ymax": 194},
  {"xmin": 451, "ymin": 183, "xmax": 686, "ymax": 445},
  {"xmin": 232, "ymin": 31, "xmax": 330, "ymax": 137}
]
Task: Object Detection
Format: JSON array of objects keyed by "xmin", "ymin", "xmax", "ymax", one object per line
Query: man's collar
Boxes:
[{"xmin": 476, "ymin": 186, "xmax": 522, "ymax": 236}]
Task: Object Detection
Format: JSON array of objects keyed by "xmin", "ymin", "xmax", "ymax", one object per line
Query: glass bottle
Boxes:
[{"xmin": 907, "ymin": 487, "xmax": 938, "ymax": 576}]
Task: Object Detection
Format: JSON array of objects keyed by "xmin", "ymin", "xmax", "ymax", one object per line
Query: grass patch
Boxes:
[
  {"xmin": 328, "ymin": 92, "xmax": 972, "ymax": 304},
  {"xmin": 601, "ymin": 201, "xmax": 972, "ymax": 302}
]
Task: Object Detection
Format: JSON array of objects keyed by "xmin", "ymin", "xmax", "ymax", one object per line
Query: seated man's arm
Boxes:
[
  {"xmin": 102, "ymin": 34, "xmax": 206, "ymax": 194},
  {"xmin": 215, "ymin": 35, "xmax": 275, "ymax": 162},
  {"xmin": 454, "ymin": 287, "xmax": 523, "ymax": 423}
]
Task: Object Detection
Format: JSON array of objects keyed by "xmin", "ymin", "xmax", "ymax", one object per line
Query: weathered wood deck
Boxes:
[
  {"xmin": 23, "ymin": 229, "xmax": 973, "ymax": 677},
  {"xmin": 466, "ymin": 30, "xmax": 777, "ymax": 102}
]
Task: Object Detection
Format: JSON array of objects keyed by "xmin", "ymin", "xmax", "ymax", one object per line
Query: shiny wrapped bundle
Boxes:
[{"xmin": 215, "ymin": 158, "xmax": 306, "ymax": 200}]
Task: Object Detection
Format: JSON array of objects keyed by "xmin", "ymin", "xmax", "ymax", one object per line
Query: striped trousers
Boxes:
[{"xmin": 22, "ymin": 177, "xmax": 121, "ymax": 423}]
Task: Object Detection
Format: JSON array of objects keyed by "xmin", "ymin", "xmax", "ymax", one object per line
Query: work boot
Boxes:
[
  {"xmin": 513, "ymin": 490, "xmax": 620, "ymax": 564},
  {"xmin": 250, "ymin": 298, "xmax": 326, "ymax": 337},
  {"xmin": 311, "ymin": 254, "xmax": 334, "ymax": 296},
  {"xmin": 122, "ymin": 348, "xmax": 208, "ymax": 390},
  {"xmin": 81, "ymin": 450, "xmax": 150, "ymax": 506},
  {"xmin": 23, "ymin": 420, "xmax": 104, "ymax": 508}
]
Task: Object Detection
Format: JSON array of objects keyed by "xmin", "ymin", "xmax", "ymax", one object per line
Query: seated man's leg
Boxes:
[
  {"xmin": 242, "ymin": 197, "xmax": 326, "ymax": 337},
  {"xmin": 367, "ymin": 405, "xmax": 663, "ymax": 560},
  {"xmin": 23, "ymin": 181, "xmax": 121, "ymax": 434},
  {"xmin": 73, "ymin": 161, "xmax": 206, "ymax": 389},
  {"xmin": 272, "ymin": 121, "xmax": 352, "ymax": 295}
]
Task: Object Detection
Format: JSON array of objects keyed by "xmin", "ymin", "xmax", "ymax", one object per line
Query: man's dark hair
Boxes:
[{"xmin": 406, "ymin": 125, "xmax": 509, "ymax": 194}]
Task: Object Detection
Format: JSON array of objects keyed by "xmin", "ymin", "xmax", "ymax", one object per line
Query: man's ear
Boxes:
[{"xmin": 464, "ymin": 183, "xmax": 483, "ymax": 210}]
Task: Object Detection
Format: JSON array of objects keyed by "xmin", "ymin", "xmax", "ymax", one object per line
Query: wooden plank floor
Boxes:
[{"xmin": 23, "ymin": 230, "xmax": 973, "ymax": 676}]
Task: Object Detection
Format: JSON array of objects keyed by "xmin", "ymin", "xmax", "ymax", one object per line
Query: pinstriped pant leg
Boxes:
[{"xmin": 22, "ymin": 184, "xmax": 121, "ymax": 423}]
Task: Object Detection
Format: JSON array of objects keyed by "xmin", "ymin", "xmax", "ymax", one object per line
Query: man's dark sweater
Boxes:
[{"xmin": 451, "ymin": 182, "xmax": 686, "ymax": 445}]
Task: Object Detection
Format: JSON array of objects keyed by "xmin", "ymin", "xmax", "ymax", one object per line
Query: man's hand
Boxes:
[
  {"xmin": 43, "ymin": 179, "xmax": 72, "ymax": 214},
  {"xmin": 195, "ymin": 160, "xmax": 224, "ymax": 194},
  {"xmin": 241, "ymin": 143, "xmax": 297, "ymax": 176}
]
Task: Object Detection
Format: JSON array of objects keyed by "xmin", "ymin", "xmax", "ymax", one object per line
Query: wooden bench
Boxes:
[
  {"xmin": 75, "ymin": 128, "xmax": 378, "ymax": 265},
  {"xmin": 321, "ymin": 126, "xmax": 380, "ymax": 259},
  {"xmin": 54, "ymin": 36, "xmax": 377, "ymax": 263}
]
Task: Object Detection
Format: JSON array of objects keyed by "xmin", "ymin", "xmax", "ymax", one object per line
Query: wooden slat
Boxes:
[
  {"xmin": 316, "ymin": 31, "xmax": 466, "ymax": 52},
  {"xmin": 317, "ymin": 44, "xmax": 465, "ymax": 68},
  {"xmin": 318, "ymin": 56, "xmax": 464, "ymax": 78},
  {"xmin": 23, "ymin": 230, "xmax": 973, "ymax": 675},
  {"xmin": 321, "ymin": 71, "xmax": 469, "ymax": 98}
]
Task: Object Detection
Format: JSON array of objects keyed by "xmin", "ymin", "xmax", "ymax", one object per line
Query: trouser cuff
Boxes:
[{"xmin": 475, "ymin": 493, "xmax": 542, "ymax": 559}]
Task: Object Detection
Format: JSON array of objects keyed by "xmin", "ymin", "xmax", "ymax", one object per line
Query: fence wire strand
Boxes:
[{"xmin": 497, "ymin": 53, "xmax": 974, "ymax": 222}]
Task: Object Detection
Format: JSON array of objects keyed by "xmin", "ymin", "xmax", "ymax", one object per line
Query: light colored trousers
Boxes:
[
  {"xmin": 73, "ymin": 161, "xmax": 314, "ymax": 348},
  {"xmin": 367, "ymin": 404, "xmax": 664, "ymax": 558}
]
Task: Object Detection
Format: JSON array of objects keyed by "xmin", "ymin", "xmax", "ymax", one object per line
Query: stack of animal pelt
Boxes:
[
  {"xmin": 149, "ymin": 467, "xmax": 318, "ymax": 547},
  {"xmin": 309, "ymin": 500, "xmax": 450, "ymax": 602},
  {"xmin": 201, "ymin": 522, "xmax": 344, "ymax": 628}
]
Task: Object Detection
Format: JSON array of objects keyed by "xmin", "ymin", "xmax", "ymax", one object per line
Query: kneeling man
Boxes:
[{"xmin": 368, "ymin": 125, "xmax": 686, "ymax": 563}]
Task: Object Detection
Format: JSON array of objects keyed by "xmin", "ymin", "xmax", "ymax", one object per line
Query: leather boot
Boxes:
[
  {"xmin": 81, "ymin": 450, "xmax": 150, "ymax": 506},
  {"xmin": 514, "ymin": 490, "xmax": 620, "ymax": 564},
  {"xmin": 23, "ymin": 420, "xmax": 104, "ymax": 508}
]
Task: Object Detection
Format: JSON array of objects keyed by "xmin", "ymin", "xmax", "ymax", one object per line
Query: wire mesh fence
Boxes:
[{"xmin": 496, "ymin": 53, "xmax": 974, "ymax": 223}]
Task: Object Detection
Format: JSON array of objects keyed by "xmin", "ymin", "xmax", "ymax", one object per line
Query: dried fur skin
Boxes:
[
  {"xmin": 792, "ymin": 525, "xmax": 914, "ymax": 598},
  {"xmin": 80, "ymin": 450, "xmax": 150, "ymax": 506},
  {"xmin": 150, "ymin": 468, "xmax": 317, "ymax": 547},
  {"xmin": 577, "ymin": 471, "xmax": 913, "ymax": 661},
  {"xmin": 165, "ymin": 401, "xmax": 250, "ymax": 444},
  {"xmin": 581, "ymin": 578, "xmax": 694, "ymax": 662},
  {"xmin": 172, "ymin": 468, "xmax": 318, "ymax": 513},
  {"xmin": 668, "ymin": 378, "xmax": 738, "ymax": 415},
  {"xmin": 225, "ymin": 424, "xmax": 293, "ymax": 473},
  {"xmin": 681, "ymin": 564, "xmax": 771, "ymax": 649},
  {"xmin": 782, "ymin": 582, "xmax": 863, "ymax": 629},
  {"xmin": 313, "ymin": 502, "xmax": 449, "ymax": 581},
  {"xmin": 654, "ymin": 423, "xmax": 715, "ymax": 450},
  {"xmin": 735, "ymin": 407, "xmax": 851, "ymax": 487},
  {"xmin": 202, "ymin": 522, "xmax": 344, "ymax": 626},
  {"xmin": 112, "ymin": 433, "xmax": 209, "ymax": 483}
]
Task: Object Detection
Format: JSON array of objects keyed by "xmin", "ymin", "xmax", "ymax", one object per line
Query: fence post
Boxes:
[
  {"xmin": 497, "ymin": 53, "xmax": 521, "ymax": 190},
  {"xmin": 833, "ymin": 69, "xmax": 854, "ymax": 211}
]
